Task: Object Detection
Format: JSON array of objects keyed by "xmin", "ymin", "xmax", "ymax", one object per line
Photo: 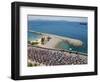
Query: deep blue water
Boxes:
[{"xmin": 28, "ymin": 20, "xmax": 88, "ymax": 53}]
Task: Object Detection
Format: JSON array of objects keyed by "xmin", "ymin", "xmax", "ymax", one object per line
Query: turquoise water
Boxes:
[
  {"xmin": 28, "ymin": 19, "xmax": 88, "ymax": 53},
  {"xmin": 56, "ymin": 42, "xmax": 70, "ymax": 50},
  {"xmin": 28, "ymin": 32, "xmax": 42, "ymax": 41}
]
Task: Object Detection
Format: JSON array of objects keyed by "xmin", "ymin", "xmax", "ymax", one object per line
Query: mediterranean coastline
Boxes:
[{"xmin": 27, "ymin": 15, "xmax": 88, "ymax": 67}]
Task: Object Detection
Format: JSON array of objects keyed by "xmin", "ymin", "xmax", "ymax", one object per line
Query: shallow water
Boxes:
[{"xmin": 28, "ymin": 32, "xmax": 42, "ymax": 41}]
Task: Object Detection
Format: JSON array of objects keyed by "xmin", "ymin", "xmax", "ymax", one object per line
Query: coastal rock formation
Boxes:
[
  {"xmin": 40, "ymin": 37, "xmax": 62, "ymax": 48},
  {"xmin": 43, "ymin": 33, "xmax": 83, "ymax": 47},
  {"xmin": 63, "ymin": 38, "xmax": 83, "ymax": 47},
  {"xmin": 40, "ymin": 35, "xmax": 83, "ymax": 48},
  {"xmin": 28, "ymin": 30, "xmax": 83, "ymax": 47}
]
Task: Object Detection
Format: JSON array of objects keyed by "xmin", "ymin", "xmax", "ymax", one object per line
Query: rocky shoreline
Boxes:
[{"xmin": 28, "ymin": 46, "xmax": 87, "ymax": 67}]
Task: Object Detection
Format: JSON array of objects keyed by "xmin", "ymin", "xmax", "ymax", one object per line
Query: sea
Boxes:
[{"xmin": 28, "ymin": 20, "xmax": 88, "ymax": 54}]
